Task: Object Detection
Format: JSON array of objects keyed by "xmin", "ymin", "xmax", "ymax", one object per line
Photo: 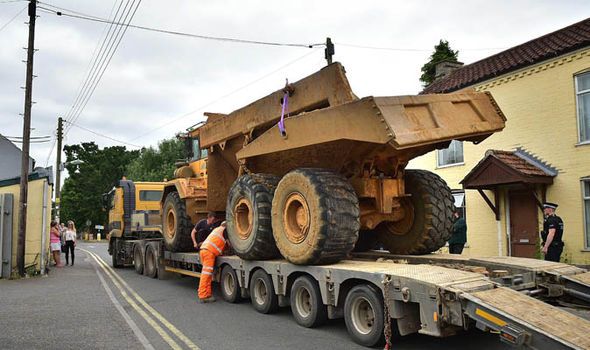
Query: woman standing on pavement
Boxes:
[
  {"xmin": 49, "ymin": 221, "xmax": 63, "ymax": 267},
  {"xmin": 64, "ymin": 221, "xmax": 77, "ymax": 266}
]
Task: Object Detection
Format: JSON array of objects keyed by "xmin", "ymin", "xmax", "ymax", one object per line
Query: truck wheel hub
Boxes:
[
  {"xmin": 166, "ymin": 209, "xmax": 177, "ymax": 238},
  {"xmin": 389, "ymin": 200, "xmax": 414, "ymax": 236},
  {"xmin": 351, "ymin": 297, "xmax": 375, "ymax": 335},
  {"xmin": 283, "ymin": 192, "xmax": 310, "ymax": 244},
  {"xmin": 235, "ymin": 198, "xmax": 253, "ymax": 240}
]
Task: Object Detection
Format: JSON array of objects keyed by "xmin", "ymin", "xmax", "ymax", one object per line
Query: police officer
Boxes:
[{"xmin": 541, "ymin": 202, "xmax": 564, "ymax": 262}]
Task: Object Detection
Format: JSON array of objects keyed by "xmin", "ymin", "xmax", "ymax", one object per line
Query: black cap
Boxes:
[{"xmin": 543, "ymin": 202, "xmax": 558, "ymax": 209}]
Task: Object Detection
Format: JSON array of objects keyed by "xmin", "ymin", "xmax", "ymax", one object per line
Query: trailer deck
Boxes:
[{"xmin": 159, "ymin": 249, "xmax": 590, "ymax": 349}]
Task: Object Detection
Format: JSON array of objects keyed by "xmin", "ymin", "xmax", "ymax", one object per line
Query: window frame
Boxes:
[
  {"xmin": 139, "ymin": 190, "xmax": 163, "ymax": 202},
  {"xmin": 452, "ymin": 190, "xmax": 466, "ymax": 219},
  {"xmin": 575, "ymin": 71, "xmax": 590, "ymax": 143},
  {"xmin": 583, "ymin": 179, "xmax": 590, "ymax": 249},
  {"xmin": 437, "ymin": 140, "xmax": 465, "ymax": 168}
]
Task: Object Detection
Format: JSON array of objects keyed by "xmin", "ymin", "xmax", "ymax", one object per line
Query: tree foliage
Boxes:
[
  {"xmin": 60, "ymin": 142, "xmax": 139, "ymax": 231},
  {"xmin": 420, "ymin": 39, "xmax": 459, "ymax": 86},
  {"xmin": 126, "ymin": 138, "xmax": 185, "ymax": 182}
]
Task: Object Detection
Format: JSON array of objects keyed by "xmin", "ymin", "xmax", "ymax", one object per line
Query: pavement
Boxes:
[{"xmin": 0, "ymin": 242, "xmax": 516, "ymax": 350}]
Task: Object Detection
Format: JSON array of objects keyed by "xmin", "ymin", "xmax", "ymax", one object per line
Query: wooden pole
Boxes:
[{"xmin": 16, "ymin": 0, "xmax": 37, "ymax": 277}]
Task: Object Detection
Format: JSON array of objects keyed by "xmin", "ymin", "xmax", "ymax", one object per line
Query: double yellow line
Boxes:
[{"xmin": 82, "ymin": 249, "xmax": 200, "ymax": 350}]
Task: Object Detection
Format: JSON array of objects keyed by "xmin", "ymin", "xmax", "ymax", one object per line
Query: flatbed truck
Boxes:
[{"xmin": 112, "ymin": 237, "xmax": 590, "ymax": 349}]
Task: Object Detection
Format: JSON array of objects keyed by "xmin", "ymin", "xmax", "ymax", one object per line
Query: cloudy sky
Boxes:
[{"xmin": 1, "ymin": 0, "xmax": 588, "ymax": 179}]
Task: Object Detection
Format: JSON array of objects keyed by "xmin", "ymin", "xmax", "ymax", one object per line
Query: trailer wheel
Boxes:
[
  {"xmin": 344, "ymin": 284, "xmax": 385, "ymax": 347},
  {"xmin": 272, "ymin": 168, "xmax": 359, "ymax": 265},
  {"xmin": 144, "ymin": 244, "xmax": 158, "ymax": 278},
  {"xmin": 111, "ymin": 238, "xmax": 123, "ymax": 268},
  {"xmin": 162, "ymin": 191, "xmax": 193, "ymax": 252},
  {"xmin": 377, "ymin": 169, "xmax": 454, "ymax": 255},
  {"xmin": 220, "ymin": 265, "xmax": 242, "ymax": 303},
  {"xmin": 227, "ymin": 174, "xmax": 280, "ymax": 260},
  {"xmin": 290, "ymin": 275, "xmax": 328, "ymax": 328},
  {"xmin": 133, "ymin": 244, "xmax": 144, "ymax": 275},
  {"xmin": 249, "ymin": 269, "xmax": 279, "ymax": 314}
]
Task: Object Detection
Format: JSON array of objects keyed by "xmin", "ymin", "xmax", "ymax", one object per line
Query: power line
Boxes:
[
  {"xmin": 64, "ymin": 120, "xmax": 142, "ymax": 148},
  {"xmin": 0, "ymin": 0, "xmax": 27, "ymax": 3},
  {"xmin": 336, "ymin": 42, "xmax": 507, "ymax": 52},
  {"xmin": 130, "ymin": 48, "xmax": 322, "ymax": 141},
  {"xmin": 38, "ymin": 3, "xmax": 323, "ymax": 48},
  {"xmin": 0, "ymin": 4, "xmax": 26, "ymax": 33}
]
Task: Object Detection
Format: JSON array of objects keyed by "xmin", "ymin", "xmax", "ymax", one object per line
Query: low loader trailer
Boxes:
[{"xmin": 115, "ymin": 238, "xmax": 590, "ymax": 349}]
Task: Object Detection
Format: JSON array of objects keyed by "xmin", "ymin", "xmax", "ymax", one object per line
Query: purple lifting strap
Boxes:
[{"xmin": 278, "ymin": 80, "xmax": 289, "ymax": 137}]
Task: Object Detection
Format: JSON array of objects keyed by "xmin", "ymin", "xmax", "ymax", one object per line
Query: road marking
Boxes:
[
  {"xmin": 82, "ymin": 249, "xmax": 183, "ymax": 350},
  {"xmin": 92, "ymin": 258, "xmax": 155, "ymax": 350},
  {"xmin": 83, "ymin": 249, "xmax": 201, "ymax": 350}
]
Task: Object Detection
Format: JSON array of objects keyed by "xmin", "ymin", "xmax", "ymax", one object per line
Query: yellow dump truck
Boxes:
[
  {"xmin": 160, "ymin": 62, "xmax": 505, "ymax": 265},
  {"xmin": 104, "ymin": 179, "xmax": 165, "ymax": 267}
]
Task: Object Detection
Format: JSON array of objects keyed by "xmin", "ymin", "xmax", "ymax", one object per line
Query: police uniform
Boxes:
[{"xmin": 541, "ymin": 202, "xmax": 564, "ymax": 262}]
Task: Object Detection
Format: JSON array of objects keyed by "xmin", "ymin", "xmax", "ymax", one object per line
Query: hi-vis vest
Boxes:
[{"xmin": 202, "ymin": 226, "xmax": 226, "ymax": 256}]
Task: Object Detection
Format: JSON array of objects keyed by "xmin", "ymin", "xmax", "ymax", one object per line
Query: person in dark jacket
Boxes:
[
  {"xmin": 541, "ymin": 202, "xmax": 564, "ymax": 262},
  {"xmin": 191, "ymin": 211, "xmax": 222, "ymax": 249},
  {"xmin": 449, "ymin": 211, "xmax": 467, "ymax": 254}
]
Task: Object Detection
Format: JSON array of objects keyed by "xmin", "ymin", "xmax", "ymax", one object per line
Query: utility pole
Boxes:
[
  {"xmin": 16, "ymin": 0, "xmax": 37, "ymax": 277},
  {"xmin": 324, "ymin": 37, "xmax": 334, "ymax": 65},
  {"xmin": 55, "ymin": 116, "xmax": 63, "ymax": 220}
]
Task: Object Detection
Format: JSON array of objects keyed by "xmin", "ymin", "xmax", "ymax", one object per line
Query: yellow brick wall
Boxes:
[
  {"xmin": 0, "ymin": 178, "xmax": 52, "ymax": 275},
  {"xmin": 410, "ymin": 48, "xmax": 590, "ymax": 263}
]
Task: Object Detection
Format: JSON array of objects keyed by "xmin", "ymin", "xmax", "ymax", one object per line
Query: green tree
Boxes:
[
  {"xmin": 420, "ymin": 39, "xmax": 459, "ymax": 86},
  {"xmin": 60, "ymin": 142, "xmax": 139, "ymax": 232},
  {"xmin": 126, "ymin": 137, "xmax": 186, "ymax": 182}
]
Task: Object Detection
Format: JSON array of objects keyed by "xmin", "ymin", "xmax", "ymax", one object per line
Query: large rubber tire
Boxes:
[
  {"xmin": 344, "ymin": 284, "xmax": 385, "ymax": 347},
  {"xmin": 290, "ymin": 275, "xmax": 328, "ymax": 328},
  {"xmin": 249, "ymin": 269, "xmax": 279, "ymax": 314},
  {"xmin": 133, "ymin": 244, "xmax": 144, "ymax": 275},
  {"xmin": 220, "ymin": 265, "xmax": 242, "ymax": 303},
  {"xmin": 272, "ymin": 168, "xmax": 359, "ymax": 265},
  {"xmin": 162, "ymin": 191, "xmax": 193, "ymax": 252},
  {"xmin": 111, "ymin": 238, "xmax": 123, "ymax": 268},
  {"xmin": 376, "ymin": 169, "xmax": 454, "ymax": 255},
  {"xmin": 226, "ymin": 174, "xmax": 280, "ymax": 260},
  {"xmin": 144, "ymin": 244, "xmax": 158, "ymax": 279}
]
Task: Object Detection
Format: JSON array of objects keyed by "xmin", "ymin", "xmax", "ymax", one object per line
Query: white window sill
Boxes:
[
  {"xmin": 581, "ymin": 249, "xmax": 590, "ymax": 252},
  {"xmin": 576, "ymin": 140, "xmax": 590, "ymax": 147},
  {"xmin": 436, "ymin": 162, "xmax": 465, "ymax": 169}
]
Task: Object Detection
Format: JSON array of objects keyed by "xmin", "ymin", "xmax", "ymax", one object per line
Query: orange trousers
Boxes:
[{"xmin": 198, "ymin": 249, "xmax": 217, "ymax": 299}]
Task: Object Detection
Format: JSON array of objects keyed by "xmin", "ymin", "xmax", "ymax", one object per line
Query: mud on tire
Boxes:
[
  {"xmin": 272, "ymin": 168, "xmax": 360, "ymax": 265},
  {"xmin": 226, "ymin": 173, "xmax": 280, "ymax": 260},
  {"xmin": 162, "ymin": 191, "xmax": 194, "ymax": 252},
  {"xmin": 377, "ymin": 169, "xmax": 454, "ymax": 255}
]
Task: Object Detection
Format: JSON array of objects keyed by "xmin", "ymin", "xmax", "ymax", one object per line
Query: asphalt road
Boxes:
[{"xmin": 0, "ymin": 242, "xmax": 511, "ymax": 350}]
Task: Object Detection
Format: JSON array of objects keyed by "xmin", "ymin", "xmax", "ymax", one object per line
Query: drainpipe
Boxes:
[
  {"xmin": 40, "ymin": 179, "xmax": 48, "ymax": 275},
  {"xmin": 505, "ymin": 194, "xmax": 512, "ymax": 257}
]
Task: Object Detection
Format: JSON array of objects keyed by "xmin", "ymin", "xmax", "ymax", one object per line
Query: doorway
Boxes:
[{"xmin": 509, "ymin": 190, "xmax": 539, "ymax": 258}]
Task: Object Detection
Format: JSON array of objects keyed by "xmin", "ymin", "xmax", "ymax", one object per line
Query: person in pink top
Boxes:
[{"xmin": 49, "ymin": 221, "xmax": 63, "ymax": 267}]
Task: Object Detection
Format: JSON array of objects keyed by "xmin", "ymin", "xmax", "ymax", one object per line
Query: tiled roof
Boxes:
[
  {"xmin": 487, "ymin": 150, "xmax": 553, "ymax": 177},
  {"xmin": 422, "ymin": 17, "xmax": 590, "ymax": 94}
]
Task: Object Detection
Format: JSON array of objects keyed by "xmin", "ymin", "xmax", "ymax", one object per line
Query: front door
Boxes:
[{"xmin": 509, "ymin": 190, "xmax": 539, "ymax": 258}]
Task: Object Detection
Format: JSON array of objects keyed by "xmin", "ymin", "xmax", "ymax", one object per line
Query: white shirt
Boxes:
[{"xmin": 64, "ymin": 230, "xmax": 76, "ymax": 241}]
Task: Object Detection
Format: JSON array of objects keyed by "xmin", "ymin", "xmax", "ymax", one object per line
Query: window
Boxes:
[
  {"xmin": 139, "ymin": 190, "xmax": 162, "ymax": 201},
  {"xmin": 437, "ymin": 140, "xmax": 464, "ymax": 167},
  {"xmin": 576, "ymin": 72, "xmax": 590, "ymax": 142},
  {"xmin": 191, "ymin": 138, "xmax": 201, "ymax": 161},
  {"xmin": 583, "ymin": 180, "xmax": 590, "ymax": 248},
  {"xmin": 452, "ymin": 191, "xmax": 466, "ymax": 219}
]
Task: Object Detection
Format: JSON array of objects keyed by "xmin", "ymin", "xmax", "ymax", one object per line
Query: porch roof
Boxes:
[{"xmin": 461, "ymin": 149, "xmax": 557, "ymax": 190}]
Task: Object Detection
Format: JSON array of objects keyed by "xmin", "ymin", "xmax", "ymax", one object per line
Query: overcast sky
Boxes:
[{"xmin": 1, "ymin": 0, "xmax": 588, "ymax": 179}]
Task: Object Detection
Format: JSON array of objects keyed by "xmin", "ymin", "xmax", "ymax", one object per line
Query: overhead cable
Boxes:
[
  {"xmin": 0, "ymin": 4, "xmax": 26, "ymax": 33},
  {"xmin": 64, "ymin": 120, "xmax": 142, "ymax": 148},
  {"xmin": 38, "ymin": 3, "xmax": 322, "ymax": 48}
]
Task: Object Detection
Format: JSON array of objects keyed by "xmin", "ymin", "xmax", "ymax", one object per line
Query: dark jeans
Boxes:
[
  {"xmin": 64, "ymin": 241, "xmax": 75, "ymax": 265},
  {"xmin": 545, "ymin": 244, "xmax": 563, "ymax": 262},
  {"xmin": 449, "ymin": 243, "xmax": 465, "ymax": 254}
]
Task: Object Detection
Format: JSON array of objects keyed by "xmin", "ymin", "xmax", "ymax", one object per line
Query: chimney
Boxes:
[{"xmin": 435, "ymin": 60, "xmax": 464, "ymax": 81}]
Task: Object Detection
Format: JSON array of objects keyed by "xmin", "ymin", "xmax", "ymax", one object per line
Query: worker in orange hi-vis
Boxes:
[{"xmin": 198, "ymin": 221, "xmax": 229, "ymax": 303}]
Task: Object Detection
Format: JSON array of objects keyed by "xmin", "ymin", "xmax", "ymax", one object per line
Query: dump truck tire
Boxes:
[
  {"xmin": 272, "ymin": 168, "xmax": 360, "ymax": 265},
  {"xmin": 377, "ymin": 169, "xmax": 454, "ymax": 255},
  {"xmin": 162, "ymin": 191, "xmax": 193, "ymax": 252},
  {"xmin": 227, "ymin": 173, "xmax": 280, "ymax": 260}
]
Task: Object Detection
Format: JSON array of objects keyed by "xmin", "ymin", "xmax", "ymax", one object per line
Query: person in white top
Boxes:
[{"xmin": 64, "ymin": 220, "xmax": 77, "ymax": 266}]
